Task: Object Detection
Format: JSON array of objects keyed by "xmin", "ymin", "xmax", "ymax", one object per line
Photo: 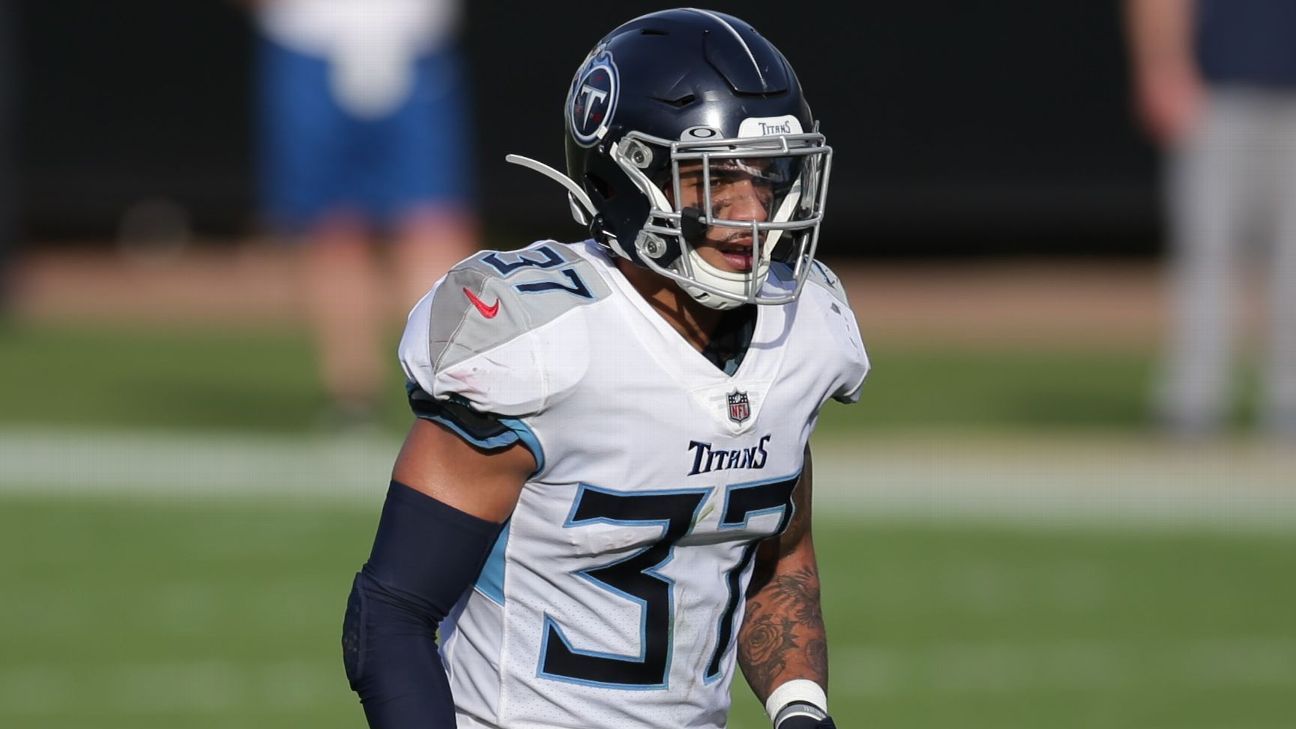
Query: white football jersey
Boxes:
[{"xmin": 399, "ymin": 239, "xmax": 868, "ymax": 729}]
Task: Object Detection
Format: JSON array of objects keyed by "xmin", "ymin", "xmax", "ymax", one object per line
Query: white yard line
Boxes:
[
  {"xmin": 812, "ymin": 434, "xmax": 1296, "ymax": 532},
  {"xmin": 1, "ymin": 428, "xmax": 1294, "ymax": 531},
  {"xmin": 0, "ymin": 660, "xmax": 346, "ymax": 716},
  {"xmin": 0, "ymin": 427, "xmax": 400, "ymax": 503}
]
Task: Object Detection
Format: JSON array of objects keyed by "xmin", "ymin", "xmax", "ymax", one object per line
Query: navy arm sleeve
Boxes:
[{"xmin": 343, "ymin": 481, "xmax": 505, "ymax": 728}]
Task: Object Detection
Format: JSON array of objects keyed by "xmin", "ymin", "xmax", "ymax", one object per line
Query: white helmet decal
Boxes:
[{"xmin": 567, "ymin": 49, "xmax": 619, "ymax": 148}]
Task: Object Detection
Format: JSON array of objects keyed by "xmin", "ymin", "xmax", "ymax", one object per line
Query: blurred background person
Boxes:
[
  {"xmin": 246, "ymin": 0, "xmax": 478, "ymax": 430},
  {"xmin": 1124, "ymin": 0, "xmax": 1296, "ymax": 438},
  {"xmin": 0, "ymin": 0, "xmax": 15, "ymax": 314}
]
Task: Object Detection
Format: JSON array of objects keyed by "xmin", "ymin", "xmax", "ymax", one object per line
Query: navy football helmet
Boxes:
[{"xmin": 507, "ymin": 8, "xmax": 832, "ymax": 309}]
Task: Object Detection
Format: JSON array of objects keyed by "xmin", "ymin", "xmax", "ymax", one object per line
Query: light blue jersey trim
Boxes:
[
  {"xmin": 422, "ymin": 411, "xmax": 545, "ymax": 477},
  {"xmin": 425, "ymin": 413, "xmax": 522, "ymax": 450},
  {"xmin": 499, "ymin": 416, "xmax": 546, "ymax": 475}
]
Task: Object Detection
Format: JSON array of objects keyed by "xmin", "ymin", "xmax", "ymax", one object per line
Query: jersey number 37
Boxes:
[{"xmin": 538, "ymin": 474, "xmax": 799, "ymax": 690}]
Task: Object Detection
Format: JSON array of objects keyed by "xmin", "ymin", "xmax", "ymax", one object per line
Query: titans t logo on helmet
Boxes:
[{"xmin": 567, "ymin": 49, "xmax": 619, "ymax": 147}]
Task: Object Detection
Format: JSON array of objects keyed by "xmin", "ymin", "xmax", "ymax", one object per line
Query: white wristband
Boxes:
[{"xmin": 765, "ymin": 679, "xmax": 828, "ymax": 726}]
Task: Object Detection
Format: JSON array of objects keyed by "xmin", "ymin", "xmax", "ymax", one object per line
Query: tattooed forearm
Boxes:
[
  {"xmin": 739, "ymin": 444, "xmax": 828, "ymax": 702},
  {"xmin": 805, "ymin": 636, "xmax": 828, "ymax": 678},
  {"xmin": 737, "ymin": 607, "xmax": 798, "ymax": 692},
  {"xmin": 738, "ymin": 564, "xmax": 828, "ymax": 701},
  {"xmin": 763, "ymin": 564, "xmax": 824, "ymax": 624}
]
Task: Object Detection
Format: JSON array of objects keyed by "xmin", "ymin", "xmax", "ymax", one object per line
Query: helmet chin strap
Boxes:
[
  {"xmin": 682, "ymin": 282, "xmax": 744, "ymax": 311},
  {"xmin": 684, "ymin": 248, "xmax": 771, "ymax": 309}
]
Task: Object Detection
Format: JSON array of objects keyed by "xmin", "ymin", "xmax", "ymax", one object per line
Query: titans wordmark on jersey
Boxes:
[{"xmin": 398, "ymin": 239, "xmax": 868, "ymax": 729}]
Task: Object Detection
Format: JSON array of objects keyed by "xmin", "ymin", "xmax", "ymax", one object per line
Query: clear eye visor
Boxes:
[{"xmin": 616, "ymin": 130, "xmax": 833, "ymax": 307}]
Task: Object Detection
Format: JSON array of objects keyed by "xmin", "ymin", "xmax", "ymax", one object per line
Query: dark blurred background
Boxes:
[{"xmin": 12, "ymin": 0, "xmax": 1157, "ymax": 257}]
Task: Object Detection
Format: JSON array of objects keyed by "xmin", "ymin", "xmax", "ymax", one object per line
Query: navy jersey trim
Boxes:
[{"xmin": 406, "ymin": 382, "xmax": 546, "ymax": 473}]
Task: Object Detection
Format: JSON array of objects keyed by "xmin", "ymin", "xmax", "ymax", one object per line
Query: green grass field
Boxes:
[
  {"xmin": 2, "ymin": 324, "xmax": 1291, "ymax": 728},
  {"xmin": 0, "ymin": 322, "xmax": 1179, "ymax": 435},
  {"xmin": 1, "ymin": 496, "xmax": 1292, "ymax": 729}
]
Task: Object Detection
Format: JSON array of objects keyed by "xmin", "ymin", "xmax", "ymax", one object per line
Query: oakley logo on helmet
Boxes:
[
  {"xmin": 681, "ymin": 126, "xmax": 721, "ymax": 140},
  {"xmin": 568, "ymin": 50, "xmax": 619, "ymax": 147}
]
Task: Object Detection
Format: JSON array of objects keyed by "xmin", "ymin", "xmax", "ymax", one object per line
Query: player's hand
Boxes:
[{"xmin": 777, "ymin": 716, "xmax": 837, "ymax": 729}]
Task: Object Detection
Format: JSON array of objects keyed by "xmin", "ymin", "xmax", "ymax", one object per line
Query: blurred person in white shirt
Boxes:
[{"xmin": 244, "ymin": 0, "xmax": 479, "ymax": 429}]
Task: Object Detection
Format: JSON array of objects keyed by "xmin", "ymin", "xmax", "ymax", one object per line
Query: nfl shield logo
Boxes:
[{"xmin": 727, "ymin": 390, "xmax": 751, "ymax": 424}]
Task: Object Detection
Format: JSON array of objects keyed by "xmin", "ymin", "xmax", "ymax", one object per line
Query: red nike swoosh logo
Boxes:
[{"xmin": 463, "ymin": 287, "xmax": 500, "ymax": 318}]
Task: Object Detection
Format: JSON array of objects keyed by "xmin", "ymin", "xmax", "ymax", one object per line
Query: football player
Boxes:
[{"xmin": 342, "ymin": 8, "xmax": 868, "ymax": 729}]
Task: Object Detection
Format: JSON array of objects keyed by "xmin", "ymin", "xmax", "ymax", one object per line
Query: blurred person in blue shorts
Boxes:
[
  {"xmin": 1125, "ymin": 0, "xmax": 1296, "ymax": 438},
  {"xmin": 247, "ymin": 0, "xmax": 479, "ymax": 428}
]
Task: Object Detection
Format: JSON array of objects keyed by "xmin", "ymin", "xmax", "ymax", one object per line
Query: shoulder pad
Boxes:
[
  {"xmin": 805, "ymin": 259, "xmax": 851, "ymax": 306},
  {"xmin": 399, "ymin": 241, "xmax": 611, "ymax": 415},
  {"xmin": 800, "ymin": 259, "xmax": 869, "ymax": 404}
]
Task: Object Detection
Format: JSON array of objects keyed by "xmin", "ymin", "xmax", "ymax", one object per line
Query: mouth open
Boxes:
[{"xmin": 716, "ymin": 240, "xmax": 754, "ymax": 272}]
